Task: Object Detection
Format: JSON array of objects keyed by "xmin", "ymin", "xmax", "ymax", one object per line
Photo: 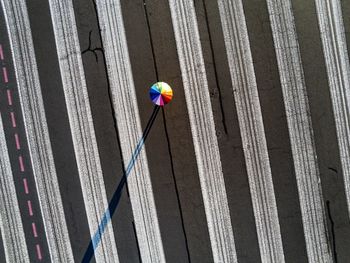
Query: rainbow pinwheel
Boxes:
[{"xmin": 149, "ymin": 82, "xmax": 173, "ymax": 106}]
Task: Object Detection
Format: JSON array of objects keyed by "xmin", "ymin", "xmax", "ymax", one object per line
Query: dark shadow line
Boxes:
[
  {"xmin": 161, "ymin": 108, "xmax": 191, "ymax": 262},
  {"xmin": 132, "ymin": 221, "xmax": 142, "ymax": 263},
  {"xmin": 81, "ymin": 30, "xmax": 93, "ymax": 53},
  {"xmin": 90, "ymin": 0, "xmax": 126, "ymax": 174},
  {"xmin": 143, "ymin": 1, "xmax": 191, "ymax": 262},
  {"xmin": 326, "ymin": 200, "xmax": 338, "ymax": 263},
  {"xmin": 202, "ymin": 0, "xmax": 228, "ymax": 134},
  {"xmin": 82, "ymin": 106, "xmax": 160, "ymax": 263},
  {"xmin": 143, "ymin": 0, "xmax": 159, "ymax": 81}
]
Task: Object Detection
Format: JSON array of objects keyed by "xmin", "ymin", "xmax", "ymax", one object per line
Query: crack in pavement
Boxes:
[
  {"xmin": 81, "ymin": 30, "xmax": 103, "ymax": 63},
  {"xmin": 202, "ymin": 0, "xmax": 228, "ymax": 135},
  {"xmin": 90, "ymin": 0, "xmax": 127, "ymax": 176},
  {"xmin": 326, "ymin": 200, "xmax": 338, "ymax": 263}
]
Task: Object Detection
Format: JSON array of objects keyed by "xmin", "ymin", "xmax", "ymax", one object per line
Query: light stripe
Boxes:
[
  {"xmin": 265, "ymin": 0, "xmax": 333, "ymax": 262},
  {"xmin": 315, "ymin": 0, "xmax": 350, "ymax": 217},
  {"xmin": 47, "ymin": 0, "xmax": 120, "ymax": 262},
  {"xmin": 0, "ymin": 0, "xmax": 74, "ymax": 262},
  {"xmin": 217, "ymin": 0, "xmax": 285, "ymax": 262},
  {"xmin": 168, "ymin": 0, "xmax": 237, "ymax": 262},
  {"xmin": 95, "ymin": 0, "xmax": 166, "ymax": 261},
  {"xmin": 0, "ymin": 113, "xmax": 30, "ymax": 263}
]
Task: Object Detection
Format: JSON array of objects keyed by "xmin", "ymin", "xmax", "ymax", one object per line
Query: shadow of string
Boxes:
[{"xmin": 82, "ymin": 105, "xmax": 160, "ymax": 263}]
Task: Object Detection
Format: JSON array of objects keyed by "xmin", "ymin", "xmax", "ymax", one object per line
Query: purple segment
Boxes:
[
  {"xmin": 155, "ymin": 95, "xmax": 163, "ymax": 106},
  {"xmin": 152, "ymin": 95, "xmax": 160, "ymax": 104}
]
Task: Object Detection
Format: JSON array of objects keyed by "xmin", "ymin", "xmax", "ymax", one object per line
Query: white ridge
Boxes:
[
  {"xmin": 218, "ymin": 0, "xmax": 285, "ymax": 261},
  {"xmin": 266, "ymin": 0, "xmax": 333, "ymax": 261},
  {"xmin": 48, "ymin": 0, "xmax": 120, "ymax": 261},
  {"xmin": 315, "ymin": 0, "xmax": 350, "ymax": 218},
  {"xmin": 168, "ymin": 0, "xmax": 237, "ymax": 262}
]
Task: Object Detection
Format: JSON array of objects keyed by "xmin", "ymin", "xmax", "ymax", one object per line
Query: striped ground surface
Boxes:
[{"xmin": 0, "ymin": 0, "xmax": 349, "ymax": 262}]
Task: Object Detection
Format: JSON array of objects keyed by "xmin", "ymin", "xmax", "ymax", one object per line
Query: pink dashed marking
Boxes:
[
  {"xmin": 32, "ymin": 223, "xmax": 38, "ymax": 237},
  {"xmin": 27, "ymin": 200, "xmax": 33, "ymax": 216},
  {"xmin": 0, "ymin": 45, "xmax": 3, "ymax": 60},
  {"xmin": 36, "ymin": 244, "xmax": 42, "ymax": 261},
  {"xmin": 23, "ymin": 178, "xmax": 29, "ymax": 194},
  {"xmin": 18, "ymin": 155, "xmax": 25, "ymax": 172},
  {"xmin": 15, "ymin": 133, "xmax": 21, "ymax": 150},
  {"xmin": 10, "ymin": 112, "xmax": 16, "ymax": 127},
  {"xmin": 2, "ymin": 67, "xmax": 8, "ymax": 83},
  {"xmin": 7, "ymin": 89, "xmax": 12, "ymax": 105},
  {"xmin": 2, "ymin": 42, "xmax": 44, "ymax": 259}
]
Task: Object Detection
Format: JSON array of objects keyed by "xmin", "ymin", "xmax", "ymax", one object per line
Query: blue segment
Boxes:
[
  {"xmin": 150, "ymin": 90, "xmax": 160, "ymax": 100},
  {"xmin": 150, "ymin": 89, "xmax": 160, "ymax": 96},
  {"xmin": 82, "ymin": 106, "xmax": 160, "ymax": 263},
  {"xmin": 151, "ymin": 84, "xmax": 160, "ymax": 91},
  {"xmin": 150, "ymin": 85, "xmax": 161, "ymax": 104}
]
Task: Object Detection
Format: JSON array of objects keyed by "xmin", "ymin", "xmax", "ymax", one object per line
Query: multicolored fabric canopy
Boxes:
[{"xmin": 149, "ymin": 82, "xmax": 173, "ymax": 106}]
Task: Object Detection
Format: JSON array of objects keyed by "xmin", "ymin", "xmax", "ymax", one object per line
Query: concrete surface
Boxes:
[{"xmin": 0, "ymin": 0, "xmax": 350, "ymax": 262}]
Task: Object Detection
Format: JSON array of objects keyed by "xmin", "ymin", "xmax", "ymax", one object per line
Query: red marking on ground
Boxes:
[
  {"xmin": 7, "ymin": 89, "xmax": 12, "ymax": 105},
  {"xmin": 18, "ymin": 155, "xmax": 25, "ymax": 172},
  {"xmin": 36, "ymin": 244, "xmax": 42, "ymax": 261},
  {"xmin": 27, "ymin": 200, "xmax": 33, "ymax": 216},
  {"xmin": 2, "ymin": 67, "xmax": 8, "ymax": 83},
  {"xmin": 32, "ymin": 223, "xmax": 38, "ymax": 238},
  {"xmin": 0, "ymin": 45, "xmax": 4, "ymax": 60},
  {"xmin": 10, "ymin": 112, "xmax": 16, "ymax": 127},
  {"xmin": 23, "ymin": 178, "xmax": 29, "ymax": 194},
  {"xmin": 15, "ymin": 133, "xmax": 21, "ymax": 150},
  {"xmin": 2, "ymin": 42, "xmax": 44, "ymax": 260}
]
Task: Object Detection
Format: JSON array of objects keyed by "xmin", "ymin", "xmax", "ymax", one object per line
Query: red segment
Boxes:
[
  {"xmin": 32, "ymin": 223, "xmax": 38, "ymax": 237},
  {"xmin": 2, "ymin": 67, "xmax": 8, "ymax": 83},
  {"xmin": 0, "ymin": 45, "xmax": 4, "ymax": 60},
  {"xmin": 27, "ymin": 200, "xmax": 33, "ymax": 216},
  {"xmin": 10, "ymin": 112, "xmax": 16, "ymax": 127},
  {"xmin": 19, "ymin": 155, "xmax": 25, "ymax": 172},
  {"xmin": 162, "ymin": 94, "xmax": 172, "ymax": 103},
  {"xmin": 23, "ymin": 178, "xmax": 29, "ymax": 194},
  {"xmin": 36, "ymin": 244, "xmax": 42, "ymax": 260},
  {"xmin": 7, "ymin": 89, "xmax": 12, "ymax": 105}
]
